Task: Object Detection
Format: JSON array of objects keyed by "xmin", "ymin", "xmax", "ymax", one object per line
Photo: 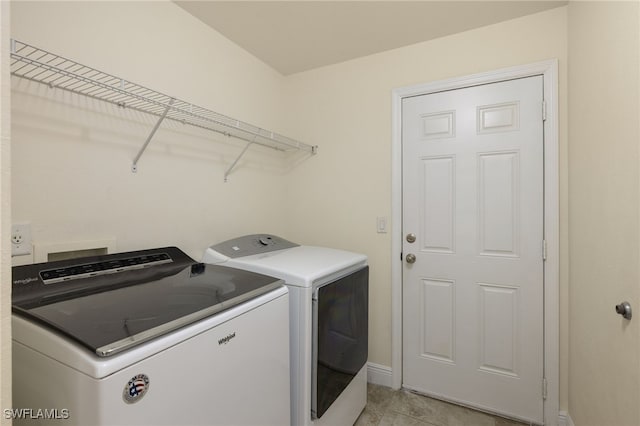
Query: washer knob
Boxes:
[{"xmin": 258, "ymin": 237, "xmax": 272, "ymax": 246}]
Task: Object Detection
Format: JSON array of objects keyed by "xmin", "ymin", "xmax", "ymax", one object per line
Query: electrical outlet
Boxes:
[{"xmin": 12, "ymin": 223, "xmax": 32, "ymax": 256}]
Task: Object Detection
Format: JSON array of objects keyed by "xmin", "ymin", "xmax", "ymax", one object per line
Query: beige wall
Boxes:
[
  {"xmin": 282, "ymin": 6, "xmax": 569, "ymax": 411},
  {"xmin": 10, "ymin": 1, "xmax": 301, "ymax": 263},
  {"xmin": 9, "ymin": 0, "xmax": 570, "ymax": 414},
  {"xmin": 1, "ymin": 1, "xmax": 11, "ymax": 424},
  {"xmin": 568, "ymin": 2, "xmax": 640, "ymax": 425},
  {"xmin": 10, "ymin": 2, "xmax": 640, "ymax": 423}
]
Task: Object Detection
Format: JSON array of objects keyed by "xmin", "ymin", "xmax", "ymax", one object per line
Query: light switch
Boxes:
[{"xmin": 377, "ymin": 217, "xmax": 387, "ymax": 234}]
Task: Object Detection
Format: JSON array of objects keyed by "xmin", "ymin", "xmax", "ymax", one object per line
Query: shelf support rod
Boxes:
[
  {"xmin": 132, "ymin": 98, "xmax": 174, "ymax": 173},
  {"xmin": 224, "ymin": 136, "xmax": 256, "ymax": 182}
]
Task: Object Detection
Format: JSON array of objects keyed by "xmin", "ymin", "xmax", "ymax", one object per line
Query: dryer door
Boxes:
[{"xmin": 312, "ymin": 266, "xmax": 368, "ymax": 419}]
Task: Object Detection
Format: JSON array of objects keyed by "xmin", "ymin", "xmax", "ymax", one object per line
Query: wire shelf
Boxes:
[{"xmin": 10, "ymin": 39, "xmax": 317, "ymax": 174}]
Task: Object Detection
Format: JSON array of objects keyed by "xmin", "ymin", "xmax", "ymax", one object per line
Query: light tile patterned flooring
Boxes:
[{"xmin": 355, "ymin": 384, "xmax": 530, "ymax": 426}]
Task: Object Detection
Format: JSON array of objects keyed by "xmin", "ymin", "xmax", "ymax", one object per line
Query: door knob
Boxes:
[
  {"xmin": 405, "ymin": 253, "xmax": 416, "ymax": 264},
  {"xmin": 406, "ymin": 233, "xmax": 416, "ymax": 243},
  {"xmin": 615, "ymin": 301, "xmax": 632, "ymax": 320}
]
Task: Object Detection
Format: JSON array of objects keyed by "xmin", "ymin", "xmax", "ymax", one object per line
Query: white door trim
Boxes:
[{"xmin": 391, "ymin": 60, "xmax": 559, "ymax": 426}]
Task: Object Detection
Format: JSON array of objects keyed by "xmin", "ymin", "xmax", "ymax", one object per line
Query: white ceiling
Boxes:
[{"xmin": 175, "ymin": 1, "xmax": 567, "ymax": 75}]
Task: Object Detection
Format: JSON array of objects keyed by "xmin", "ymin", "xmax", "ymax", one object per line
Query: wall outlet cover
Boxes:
[{"xmin": 12, "ymin": 223, "xmax": 32, "ymax": 256}]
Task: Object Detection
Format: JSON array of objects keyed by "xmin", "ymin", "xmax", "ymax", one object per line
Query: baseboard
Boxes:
[
  {"xmin": 367, "ymin": 362, "xmax": 393, "ymax": 387},
  {"xmin": 558, "ymin": 411, "xmax": 574, "ymax": 426}
]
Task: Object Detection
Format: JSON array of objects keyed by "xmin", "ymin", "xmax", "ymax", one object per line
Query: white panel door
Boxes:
[{"xmin": 402, "ymin": 76, "xmax": 544, "ymax": 423}]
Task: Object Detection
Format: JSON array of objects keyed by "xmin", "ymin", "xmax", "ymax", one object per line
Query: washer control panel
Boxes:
[{"xmin": 209, "ymin": 234, "xmax": 299, "ymax": 258}]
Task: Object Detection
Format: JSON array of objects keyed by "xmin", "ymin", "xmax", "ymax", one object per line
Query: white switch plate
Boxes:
[
  {"xmin": 377, "ymin": 216, "xmax": 387, "ymax": 234},
  {"xmin": 12, "ymin": 223, "xmax": 32, "ymax": 256}
]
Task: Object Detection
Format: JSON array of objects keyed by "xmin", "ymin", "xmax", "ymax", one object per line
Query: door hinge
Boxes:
[
  {"xmin": 542, "ymin": 240, "xmax": 547, "ymax": 261},
  {"xmin": 542, "ymin": 100, "xmax": 547, "ymax": 122},
  {"xmin": 542, "ymin": 378, "xmax": 548, "ymax": 400}
]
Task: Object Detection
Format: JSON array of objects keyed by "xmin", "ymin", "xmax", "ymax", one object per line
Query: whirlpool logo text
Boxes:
[
  {"xmin": 218, "ymin": 332, "xmax": 236, "ymax": 345},
  {"xmin": 13, "ymin": 277, "xmax": 38, "ymax": 286}
]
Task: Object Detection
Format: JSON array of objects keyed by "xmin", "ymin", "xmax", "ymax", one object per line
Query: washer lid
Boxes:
[
  {"xmin": 12, "ymin": 247, "xmax": 283, "ymax": 357},
  {"xmin": 220, "ymin": 245, "xmax": 368, "ymax": 288}
]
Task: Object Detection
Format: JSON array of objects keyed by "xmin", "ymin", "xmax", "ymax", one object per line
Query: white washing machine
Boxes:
[
  {"xmin": 203, "ymin": 234, "xmax": 368, "ymax": 426},
  {"xmin": 12, "ymin": 247, "xmax": 290, "ymax": 426}
]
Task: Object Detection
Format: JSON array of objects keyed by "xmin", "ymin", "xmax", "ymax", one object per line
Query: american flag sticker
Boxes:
[{"xmin": 123, "ymin": 374, "xmax": 150, "ymax": 404}]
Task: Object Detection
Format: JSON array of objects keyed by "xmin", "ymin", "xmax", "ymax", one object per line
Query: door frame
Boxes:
[{"xmin": 390, "ymin": 60, "xmax": 559, "ymax": 425}]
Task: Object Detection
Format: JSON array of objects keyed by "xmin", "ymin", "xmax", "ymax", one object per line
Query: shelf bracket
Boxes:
[
  {"xmin": 224, "ymin": 137, "xmax": 256, "ymax": 182},
  {"xmin": 132, "ymin": 98, "xmax": 174, "ymax": 173}
]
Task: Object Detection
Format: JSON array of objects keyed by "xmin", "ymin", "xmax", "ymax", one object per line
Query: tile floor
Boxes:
[{"xmin": 355, "ymin": 384, "xmax": 530, "ymax": 426}]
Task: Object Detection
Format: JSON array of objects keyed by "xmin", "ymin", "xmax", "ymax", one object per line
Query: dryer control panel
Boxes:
[{"xmin": 208, "ymin": 234, "xmax": 299, "ymax": 259}]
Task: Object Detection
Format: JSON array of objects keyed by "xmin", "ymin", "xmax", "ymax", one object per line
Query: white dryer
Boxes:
[{"xmin": 203, "ymin": 235, "xmax": 368, "ymax": 426}]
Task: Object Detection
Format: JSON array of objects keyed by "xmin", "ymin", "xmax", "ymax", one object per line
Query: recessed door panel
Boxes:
[
  {"xmin": 478, "ymin": 151, "xmax": 520, "ymax": 257},
  {"xmin": 421, "ymin": 278, "xmax": 455, "ymax": 363},
  {"xmin": 421, "ymin": 157, "xmax": 455, "ymax": 253},
  {"xmin": 421, "ymin": 111, "xmax": 456, "ymax": 140},
  {"xmin": 477, "ymin": 102, "xmax": 520, "ymax": 134},
  {"xmin": 478, "ymin": 283, "xmax": 519, "ymax": 377}
]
